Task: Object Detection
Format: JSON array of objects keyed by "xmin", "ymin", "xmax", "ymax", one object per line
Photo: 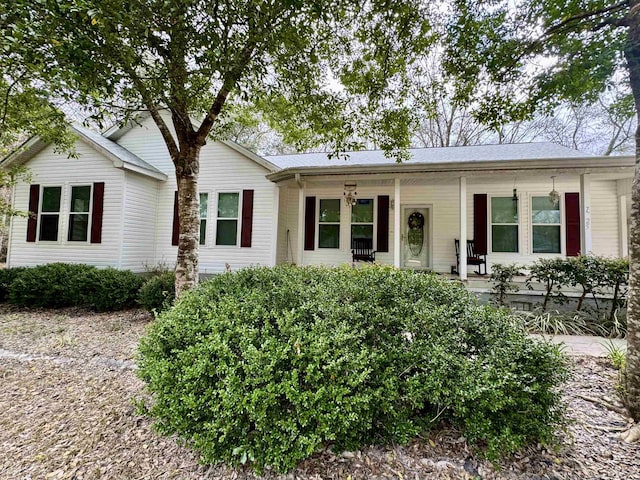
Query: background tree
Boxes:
[
  {"xmin": 444, "ymin": 0, "xmax": 640, "ymax": 440},
  {"xmin": 5, "ymin": 0, "xmax": 435, "ymax": 295}
]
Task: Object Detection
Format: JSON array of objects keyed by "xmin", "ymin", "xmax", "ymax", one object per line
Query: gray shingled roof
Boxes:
[
  {"xmin": 71, "ymin": 124, "xmax": 167, "ymax": 177},
  {"xmin": 265, "ymin": 142, "xmax": 594, "ymax": 169}
]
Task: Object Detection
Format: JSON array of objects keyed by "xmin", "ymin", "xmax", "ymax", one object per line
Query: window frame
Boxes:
[
  {"xmin": 37, "ymin": 185, "xmax": 63, "ymax": 242},
  {"xmin": 530, "ymin": 194, "xmax": 564, "ymax": 255},
  {"xmin": 317, "ymin": 197, "xmax": 341, "ymax": 249},
  {"xmin": 350, "ymin": 197, "xmax": 376, "ymax": 250},
  {"xmin": 67, "ymin": 184, "xmax": 93, "ymax": 242},
  {"xmin": 488, "ymin": 195, "xmax": 520, "ymax": 254},
  {"xmin": 199, "ymin": 192, "xmax": 209, "ymax": 246},
  {"xmin": 214, "ymin": 190, "xmax": 241, "ymax": 247}
]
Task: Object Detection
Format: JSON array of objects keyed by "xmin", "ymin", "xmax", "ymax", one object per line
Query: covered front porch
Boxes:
[{"xmin": 271, "ymin": 158, "xmax": 632, "ymax": 278}]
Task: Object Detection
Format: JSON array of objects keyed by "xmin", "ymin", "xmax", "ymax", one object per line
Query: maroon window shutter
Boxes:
[
  {"xmin": 172, "ymin": 191, "xmax": 179, "ymax": 246},
  {"xmin": 26, "ymin": 184, "xmax": 40, "ymax": 242},
  {"xmin": 240, "ymin": 189, "xmax": 254, "ymax": 247},
  {"xmin": 473, "ymin": 194, "xmax": 488, "ymax": 255},
  {"xmin": 565, "ymin": 192, "xmax": 581, "ymax": 256},
  {"xmin": 377, "ymin": 195, "xmax": 390, "ymax": 252},
  {"xmin": 304, "ymin": 196, "xmax": 316, "ymax": 251},
  {"xmin": 90, "ymin": 182, "xmax": 105, "ymax": 244}
]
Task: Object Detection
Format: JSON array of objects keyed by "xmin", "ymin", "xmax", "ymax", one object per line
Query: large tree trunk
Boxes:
[
  {"xmin": 174, "ymin": 147, "xmax": 201, "ymax": 298},
  {"xmin": 624, "ymin": 3, "xmax": 640, "ymax": 422}
]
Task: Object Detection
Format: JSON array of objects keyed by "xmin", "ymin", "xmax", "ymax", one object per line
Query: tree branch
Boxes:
[{"xmin": 546, "ymin": 1, "xmax": 627, "ymax": 35}]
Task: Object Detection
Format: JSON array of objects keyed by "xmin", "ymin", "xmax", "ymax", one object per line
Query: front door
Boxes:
[{"xmin": 402, "ymin": 206, "xmax": 430, "ymax": 269}]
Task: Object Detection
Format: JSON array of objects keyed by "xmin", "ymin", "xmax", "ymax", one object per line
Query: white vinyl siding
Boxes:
[
  {"xmin": 119, "ymin": 171, "xmax": 159, "ymax": 272},
  {"xmin": 7, "ymin": 142, "xmax": 124, "ymax": 269}
]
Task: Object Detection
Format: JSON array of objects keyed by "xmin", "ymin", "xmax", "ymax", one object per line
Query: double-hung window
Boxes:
[
  {"xmin": 68, "ymin": 185, "xmax": 92, "ymax": 241},
  {"xmin": 318, "ymin": 199, "xmax": 340, "ymax": 248},
  {"xmin": 216, "ymin": 192, "xmax": 239, "ymax": 246},
  {"xmin": 532, "ymin": 196, "xmax": 561, "ymax": 253},
  {"xmin": 351, "ymin": 198, "xmax": 374, "ymax": 248},
  {"xmin": 39, "ymin": 186, "xmax": 62, "ymax": 241},
  {"xmin": 199, "ymin": 193, "xmax": 208, "ymax": 245},
  {"xmin": 491, "ymin": 197, "xmax": 518, "ymax": 252}
]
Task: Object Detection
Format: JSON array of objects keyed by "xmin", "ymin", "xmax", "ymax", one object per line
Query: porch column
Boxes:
[
  {"xmin": 271, "ymin": 186, "xmax": 280, "ymax": 265},
  {"xmin": 620, "ymin": 195, "xmax": 629, "ymax": 257},
  {"xmin": 580, "ymin": 173, "xmax": 592, "ymax": 254},
  {"xmin": 394, "ymin": 178, "xmax": 401, "ymax": 268},
  {"xmin": 297, "ymin": 180, "xmax": 305, "ymax": 265},
  {"xmin": 459, "ymin": 176, "xmax": 467, "ymax": 280}
]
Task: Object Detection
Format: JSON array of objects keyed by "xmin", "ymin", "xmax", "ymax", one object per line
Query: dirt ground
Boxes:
[{"xmin": 0, "ymin": 305, "xmax": 639, "ymax": 480}]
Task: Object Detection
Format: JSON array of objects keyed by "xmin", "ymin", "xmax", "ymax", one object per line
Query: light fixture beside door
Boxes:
[{"xmin": 343, "ymin": 183, "xmax": 357, "ymax": 207}]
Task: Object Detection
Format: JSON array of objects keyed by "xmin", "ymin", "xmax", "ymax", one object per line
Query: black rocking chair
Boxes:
[{"xmin": 454, "ymin": 239, "xmax": 487, "ymax": 275}]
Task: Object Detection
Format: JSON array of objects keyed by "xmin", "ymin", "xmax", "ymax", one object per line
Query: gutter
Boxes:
[{"xmin": 266, "ymin": 155, "xmax": 635, "ymax": 183}]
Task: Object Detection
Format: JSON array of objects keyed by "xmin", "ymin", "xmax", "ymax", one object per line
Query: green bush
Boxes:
[
  {"xmin": 138, "ymin": 271, "xmax": 175, "ymax": 313},
  {"xmin": 8, "ymin": 263, "xmax": 142, "ymax": 311},
  {"xmin": 489, "ymin": 263, "xmax": 521, "ymax": 306},
  {"xmin": 83, "ymin": 267, "xmax": 144, "ymax": 312},
  {"xmin": 138, "ymin": 265, "xmax": 568, "ymax": 472},
  {"xmin": 0, "ymin": 267, "xmax": 27, "ymax": 302},
  {"xmin": 9, "ymin": 263, "xmax": 96, "ymax": 308}
]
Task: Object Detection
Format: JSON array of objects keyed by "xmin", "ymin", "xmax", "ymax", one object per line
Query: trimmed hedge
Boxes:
[
  {"xmin": 138, "ymin": 271, "xmax": 175, "ymax": 313},
  {"xmin": 5, "ymin": 263, "xmax": 142, "ymax": 311},
  {"xmin": 138, "ymin": 265, "xmax": 568, "ymax": 472}
]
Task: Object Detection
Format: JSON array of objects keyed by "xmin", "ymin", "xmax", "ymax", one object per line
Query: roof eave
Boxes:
[{"xmin": 266, "ymin": 156, "xmax": 636, "ymax": 183}]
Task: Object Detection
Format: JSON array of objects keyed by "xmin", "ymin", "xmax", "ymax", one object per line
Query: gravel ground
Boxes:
[{"xmin": 0, "ymin": 305, "xmax": 639, "ymax": 480}]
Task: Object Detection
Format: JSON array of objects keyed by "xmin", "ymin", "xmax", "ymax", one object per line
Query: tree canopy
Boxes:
[{"xmin": 443, "ymin": 0, "xmax": 640, "ymax": 438}]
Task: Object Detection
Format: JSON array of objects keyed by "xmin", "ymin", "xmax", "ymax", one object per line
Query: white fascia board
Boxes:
[{"xmin": 266, "ymin": 156, "xmax": 636, "ymax": 183}]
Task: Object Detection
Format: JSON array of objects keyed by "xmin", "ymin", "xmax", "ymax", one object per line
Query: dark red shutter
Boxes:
[
  {"xmin": 304, "ymin": 196, "xmax": 316, "ymax": 251},
  {"xmin": 171, "ymin": 191, "xmax": 179, "ymax": 246},
  {"xmin": 377, "ymin": 195, "xmax": 389, "ymax": 252},
  {"xmin": 473, "ymin": 194, "xmax": 488, "ymax": 255},
  {"xmin": 26, "ymin": 184, "xmax": 40, "ymax": 242},
  {"xmin": 240, "ymin": 189, "xmax": 254, "ymax": 247},
  {"xmin": 565, "ymin": 192, "xmax": 581, "ymax": 256},
  {"xmin": 90, "ymin": 182, "xmax": 105, "ymax": 244}
]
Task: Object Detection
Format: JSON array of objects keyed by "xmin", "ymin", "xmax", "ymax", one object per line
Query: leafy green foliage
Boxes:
[
  {"xmin": 9, "ymin": 263, "xmax": 96, "ymax": 308},
  {"xmin": 526, "ymin": 258, "xmax": 570, "ymax": 311},
  {"xmin": 489, "ymin": 263, "xmax": 521, "ymax": 306},
  {"xmin": 83, "ymin": 267, "xmax": 143, "ymax": 312},
  {"xmin": 0, "ymin": 267, "xmax": 26, "ymax": 302},
  {"xmin": 138, "ymin": 265, "xmax": 568, "ymax": 472},
  {"xmin": 7, "ymin": 263, "xmax": 141, "ymax": 311},
  {"xmin": 138, "ymin": 272, "xmax": 175, "ymax": 314}
]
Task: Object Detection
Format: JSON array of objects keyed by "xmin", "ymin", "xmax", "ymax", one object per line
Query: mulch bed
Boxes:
[{"xmin": 0, "ymin": 305, "xmax": 638, "ymax": 479}]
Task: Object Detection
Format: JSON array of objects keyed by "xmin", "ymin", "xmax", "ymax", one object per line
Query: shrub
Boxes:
[
  {"xmin": 8, "ymin": 263, "xmax": 142, "ymax": 311},
  {"xmin": 9, "ymin": 263, "xmax": 96, "ymax": 308},
  {"xmin": 0, "ymin": 267, "xmax": 27, "ymax": 302},
  {"xmin": 489, "ymin": 263, "xmax": 521, "ymax": 306},
  {"xmin": 83, "ymin": 268, "xmax": 144, "ymax": 312},
  {"xmin": 138, "ymin": 265, "xmax": 568, "ymax": 472},
  {"xmin": 526, "ymin": 257, "xmax": 569, "ymax": 311},
  {"xmin": 138, "ymin": 271, "xmax": 175, "ymax": 313}
]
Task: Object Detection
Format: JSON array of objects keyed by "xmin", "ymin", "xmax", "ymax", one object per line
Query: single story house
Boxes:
[{"xmin": 2, "ymin": 115, "xmax": 634, "ymax": 280}]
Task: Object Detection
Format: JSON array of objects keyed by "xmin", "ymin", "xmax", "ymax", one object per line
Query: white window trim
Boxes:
[
  {"xmin": 67, "ymin": 184, "xmax": 93, "ymax": 243},
  {"xmin": 317, "ymin": 197, "xmax": 341, "ymax": 249},
  {"xmin": 213, "ymin": 190, "xmax": 242, "ymax": 248},
  {"xmin": 488, "ymin": 195, "xmax": 520, "ymax": 254},
  {"xmin": 37, "ymin": 185, "xmax": 63, "ymax": 243},
  {"xmin": 529, "ymin": 193, "xmax": 565, "ymax": 256},
  {"xmin": 350, "ymin": 197, "xmax": 376, "ymax": 250},
  {"xmin": 199, "ymin": 192, "xmax": 209, "ymax": 247}
]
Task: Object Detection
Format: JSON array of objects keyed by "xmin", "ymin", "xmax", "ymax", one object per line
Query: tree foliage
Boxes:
[
  {"xmin": 3, "ymin": 0, "xmax": 437, "ymax": 294},
  {"xmin": 443, "ymin": 0, "xmax": 640, "ymax": 427}
]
